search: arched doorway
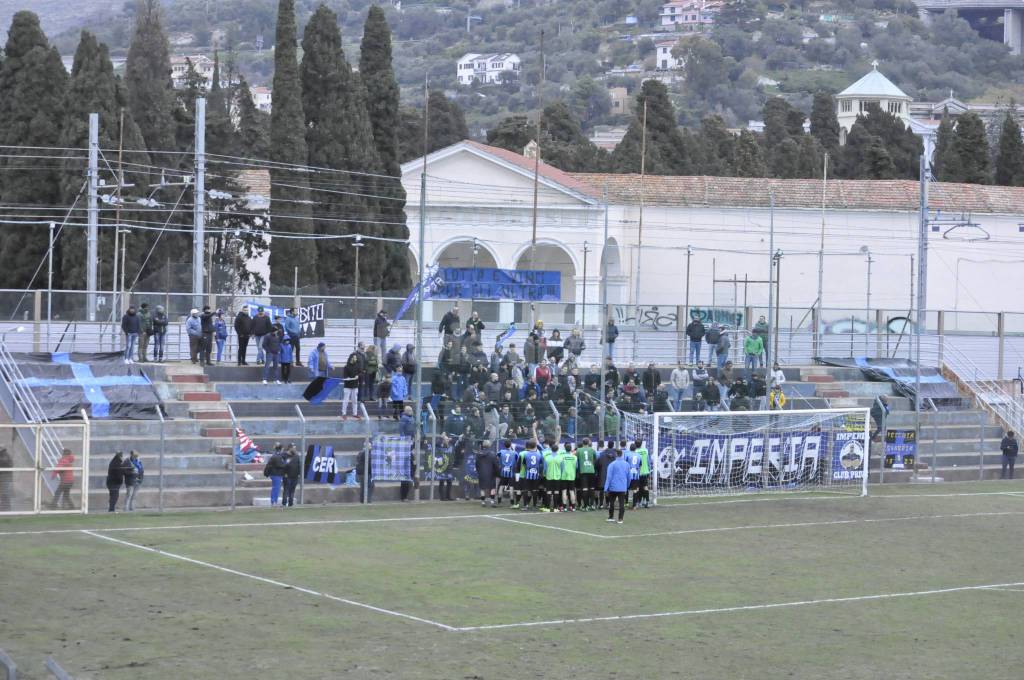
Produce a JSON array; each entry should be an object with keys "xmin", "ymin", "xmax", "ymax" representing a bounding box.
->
[
  {"xmin": 602, "ymin": 237, "xmax": 626, "ymax": 305},
  {"xmin": 514, "ymin": 242, "xmax": 577, "ymax": 327},
  {"xmin": 432, "ymin": 239, "xmax": 500, "ymax": 324}
]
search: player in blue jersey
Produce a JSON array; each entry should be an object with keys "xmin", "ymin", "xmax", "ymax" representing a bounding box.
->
[
  {"xmin": 497, "ymin": 440, "xmax": 519, "ymax": 507},
  {"xmin": 519, "ymin": 440, "xmax": 545, "ymax": 511},
  {"xmin": 625, "ymin": 443, "xmax": 643, "ymax": 508}
]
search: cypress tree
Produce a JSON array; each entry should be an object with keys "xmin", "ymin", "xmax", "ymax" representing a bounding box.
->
[
  {"xmin": 125, "ymin": 0, "xmax": 176, "ymax": 160},
  {"xmin": 268, "ymin": 0, "xmax": 319, "ymax": 292},
  {"xmin": 360, "ymin": 6, "xmax": 410, "ymax": 293},
  {"xmin": 858, "ymin": 135, "xmax": 897, "ymax": 179},
  {"xmin": 947, "ymin": 112, "xmax": 991, "ymax": 184},
  {"xmin": 58, "ymin": 31, "xmax": 152, "ymax": 291},
  {"xmin": 611, "ymin": 80, "xmax": 691, "ymax": 175},
  {"xmin": 0, "ymin": 11, "xmax": 68, "ymax": 288},
  {"xmin": 696, "ymin": 116, "xmax": 736, "ymax": 176},
  {"xmin": 762, "ymin": 97, "xmax": 805, "ymax": 149},
  {"xmin": 994, "ymin": 112, "xmax": 1024, "ymax": 187},
  {"xmin": 486, "ymin": 116, "xmax": 534, "ymax": 152},
  {"xmin": 538, "ymin": 102, "xmax": 609, "ymax": 172},
  {"xmin": 732, "ymin": 130, "xmax": 767, "ymax": 177},
  {"xmin": 932, "ymin": 111, "xmax": 955, "ymax": 182},
  {"xmin": 809, "ymin": 91, "xmax": 841, "ymax": 154},
  {"xmin": 236, "ymin": 77, "xmax": 270, "ymax": 159},
  {"xmin": 301, "ymin": 4, "xmax": 384, "ymax": 293},
  {"xmin": 206, "ymin": 51, "xmax": 235, "ymax": 157}
]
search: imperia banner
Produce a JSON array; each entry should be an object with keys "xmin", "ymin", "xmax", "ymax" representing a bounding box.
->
[{"xmin": 654, "ymin": 430, "xmax": 865, "ymax": 487}]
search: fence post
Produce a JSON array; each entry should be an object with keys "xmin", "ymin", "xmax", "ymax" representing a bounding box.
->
[
  {"xmin": 33, "ymin": 290, "xmax": 42, "ymax": 352},
  {"xmin": 875, "ymin": 309, "xmax": 884, "ymax": 358},
  {"xmin": 931, "ymin": 424, "xmax": 938, "ymax": 484},
  {"xmin": 426, "ymin": 403, "xmax": 437, "ymax": 501},
  {"xmin": 157, "ymin": 407, "xmax": 165, "ymax": 513},
  {"xmin": 877, "ymin": 396, "xmax": 887, "ymax": 485},
  {"xmin": 361, "ymin": 402, "xmax": 371, "ymax": 504},
  {"xmin": 80, "ymin": 410, "xmax": 90, "ymax": 515},
  {"xmin": 997, "ymin": 312, "xmax": 1005, "ymax": 381},
  {"xmin": 675, "ymin": 304, "xmax": 685, "ymax": 364},
  {"xmin": 979, "ymin": 409, "xmax": 986, "ymax": 481},
  {"xmin": 936, "ymin": 310, "xmax": 944, "ymax": 368},
  {"xmin": 45, "ymin": 656, "xmax": 74, "ymax": 680},
  {"xmin": 295, "ymin": 404, "xmax": 306, "ymax": 506},
  {"xmin": 226, "ymin": 403, "xmax": 237, "ymax": 510}
]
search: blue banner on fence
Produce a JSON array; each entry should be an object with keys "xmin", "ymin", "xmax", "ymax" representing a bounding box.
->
[
  {"xmin": 436, "ymin": 268, "xmax": 561, "ymax": 302},
  {"xmin": 371, "ymin": 435, "xmax": 413, "ymax": 481},
  {"xmin": 305, "ymin": 445, "xmax": 345, "ymax": 484}
]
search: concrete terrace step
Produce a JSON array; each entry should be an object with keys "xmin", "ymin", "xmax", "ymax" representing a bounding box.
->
[
  {"xmin": 90, "ymin": 469, "xmax": 235, "ymax": 489},
  {"xmin": 170, "ymin": 374, "xmax": 210, "ymax": 384},
  {"xmin": 90, "ymin": 436, "xmax": 218, "ymax": 455},
  {"xmin": 88, "ymin": 453, "xmax": 231, "ymax": 471},
  {"xmin": 190, "ymin": 411, "xmax": 231, "ymax": 421},
  {"xmin": 887, "ymin": 411, "xmax": 992, "ymax": 426}
]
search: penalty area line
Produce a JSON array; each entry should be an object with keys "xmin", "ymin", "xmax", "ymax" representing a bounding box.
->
[
  {"xmin": 454, "ymin": 580, "xmax": 1024, "ymax": 632},
  {"xmin": 81, "ymin": 530, "xmax": 459, "ymax": 632},
  {"xmin": 486, "ymin": 515, "xmax": 606, "ymax": 538},
  {"xmin": 606, "ymin": 510, "xmax": 1024, "ymax": 539}
]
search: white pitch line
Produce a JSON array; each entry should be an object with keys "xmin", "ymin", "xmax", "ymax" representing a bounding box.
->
[
  {"xmin": 606, "ymin": 510, "xmax": 1024, "ymax": 539},
  {"xmin": 987, "ymin": 588, "xmax": 1024, "ymax": 593},
  {"xmin": 454, "ymin": 581, "xmax": 1024, "ymax": 632},
  {"xmin": 82, "ymin": 530, "xmax": 458, "ymax": 632},
  {"xmin": 486, "ymin": 515, "xmax": 605, "ymax": 538},
  {"xmin": 654, "ymin": 490, "xmax": 1024, "ymax": 510},
  {"xmin": 0, "ymin": 512, "xmax": 509, "ymax": 537}
]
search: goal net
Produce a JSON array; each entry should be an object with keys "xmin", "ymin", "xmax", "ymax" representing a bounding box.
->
[{"xmin": 620, "ymin": 408, "xmax": 869, "ymax": 500}]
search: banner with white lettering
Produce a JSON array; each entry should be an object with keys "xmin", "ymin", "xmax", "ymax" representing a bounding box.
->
[
  {"xmin": 653, "ymin": 430, "xmax": 851, "ymax": 487},
  {"xmin": 304, "ymin": 444, "xmax": 344, "ymax": 484}
]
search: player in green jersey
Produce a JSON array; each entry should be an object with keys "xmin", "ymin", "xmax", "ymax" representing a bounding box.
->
[
  {"xmin": 634, "ymin": 440, "xmax": 651, "ymax": 509},
  {"xmin": 542, "ymin": 443, "xmax": 563, "ymax": 512},
  {"xmin": 575, "ymin": 438, "xmax": 597, "ymax": 510},
  {"xmin": 561, "ymin": 445, "xmax": 578, "ymax": 511}
]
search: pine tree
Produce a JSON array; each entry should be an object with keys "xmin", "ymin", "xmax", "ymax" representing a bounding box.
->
[
  {"xmin": 486, "ymin": 116, "xmax": 533, "ymax": 152},
  {"xmin": 858, "ymin": 135, "xmax": 897, "ymax": 179},
  {"xmin": 125, "ymin": 0, "xmax": 176, "ymax": 160},
  {"xmin": 696, "ymin": 116, "xmax": 736, "ymax": 176},
  {"xmin": 732, "ymin": 130, "xmax": 767, "ymax": 177},
  {"xmin": 947, "ymin": 112, "xmax": 991, "ymax": 184},
  {"xmin": 539, "ymin": 102, "xmax": 609, "ymax": 172},
  {"xmin": 994, "ymin": 112, "xmax": 1024, "ymax": 187},
  {"xmin": 611, "ymin": 80, "xmax": 691, "ymax": 175},
  {"xmin": 931, "ymin": 112, "xmax": 953, "ymax": 181},
  {"xmin": 0, "ymin": 11, "xmax": 69, "ymax": 288},
  {"xmin": 427, "ymin": 91, "xmax": 470, "ymax": 151},
  {"xmin": 301, "ymin": 4, "xmax": 384, "ymax": 293},
  {"xmin": 360, "ymin": 6, "xmax": 410, "ymax": 293},
  {"xmin": 762, "ymin": 97, "xmax": 805, "ymax": 149},
  {"xmin": 268, "ymin": 0, "xmax": 319, "ymax": 292},
  {"xmin": 809, "ymin": 91, "xmax": 841, "ymax": 154}
]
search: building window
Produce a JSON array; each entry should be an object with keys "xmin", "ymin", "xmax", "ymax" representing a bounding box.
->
[
  {"xmin": 841, "ymin": 100, "xmax": 852, "ymax": 113},
  {"xmin": 888, "ymin": 101, "xmax": 902, "ymax": 114}
]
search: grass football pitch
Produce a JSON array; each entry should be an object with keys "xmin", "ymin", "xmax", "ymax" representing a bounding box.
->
[{"xmin": 3, "ymin": 481, "xmax": 1024, "ymax": 679}]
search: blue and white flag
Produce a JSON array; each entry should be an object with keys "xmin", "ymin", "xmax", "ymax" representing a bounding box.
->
[
  {"xmin": 371, "ymin": 435, "xmax": 413, "ymax": 481},
  {"xmin": 495, "ymin": 323, "xmax": 517, "ymax": 346},
  {"xmin": 394, "ymin": 264, "xmax": 445, "ymax": 323}
]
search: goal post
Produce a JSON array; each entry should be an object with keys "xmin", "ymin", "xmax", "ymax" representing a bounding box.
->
[{"xmin": 621, "ymin": 408, "xmax": 870, "ymax": 501}]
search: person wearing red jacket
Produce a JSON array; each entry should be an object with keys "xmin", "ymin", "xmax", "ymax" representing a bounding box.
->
[{"xmin": 50, "ymin": 448, "xmax": 75, "ymax": 510}]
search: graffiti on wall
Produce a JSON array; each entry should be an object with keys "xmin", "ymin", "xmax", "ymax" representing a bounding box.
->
[{"xmin": 612, "ymin": 306, "xmax": 744, "ymax": 331}]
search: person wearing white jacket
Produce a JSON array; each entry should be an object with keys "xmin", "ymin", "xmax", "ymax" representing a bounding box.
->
[
  {"xmin": 770, "ymin": 362, "xmax": 786, "ymax": 390},
  {"xmin": 668, "ymin": 364, "xmax": 692, "ymax": 411}
]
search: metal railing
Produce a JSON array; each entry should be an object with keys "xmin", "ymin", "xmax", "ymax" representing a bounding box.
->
[
  {"xmin": 942, "ymin": 341, "xmax": 1022, "ymax": 436},
  {"xmin": 425, "ymin": 402, "xmax": 437, "ymax": 501},
  {"xmin": 0, "ymin": 338, "xmax": 67, "ymax": 494},
  {"xmin": 225, "ymin": 403, "xmax": 238, "ymax": 510},
  {"xmin": 295, "ymin": 404, "xmax": 306, "ymax": 505}
]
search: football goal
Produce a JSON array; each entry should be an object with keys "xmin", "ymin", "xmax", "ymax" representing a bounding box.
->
[{"xmin": 619, "ymin": 408, "xmax": 870, "ymax": 501}]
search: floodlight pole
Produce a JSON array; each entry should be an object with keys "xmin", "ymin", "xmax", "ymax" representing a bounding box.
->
[
  {"xmin": 413, "ymin": 76, "xmax": 429, "ymax": 501},
  {"xmin": 914, "ymin": 153, "xmax": 929, "ymax": 475},
  {"xmin": 765, "ymin": 191, "xmax": 775, "ymax": 387},
  {"xmin": 599, "ymin": 188, "xmax": 609, "ymax": 443}
]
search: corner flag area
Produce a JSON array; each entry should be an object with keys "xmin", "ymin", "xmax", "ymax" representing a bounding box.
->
[{"xmin": 3, "ymin": 481, "xmax": 1024, "ymax": 678}]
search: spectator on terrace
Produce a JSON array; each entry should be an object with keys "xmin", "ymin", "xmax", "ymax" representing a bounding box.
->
[
  {"xmin": 753, "ymin": 315, "xmax": 770, "ymax": 366},
  {"xmin": 385, "ymin": 343, "xmax": 402, "ymax": 376},
  {"xmin": 341, "ymin": 354, "xmax": 361, "ymax": 419},
  {"xmin": 200, "ymin": 306, "xmax": 215, "ymax": 366},
  {"xmin": 685, "ymin": 316, "xmax": 705, "ymax": 365},
  {"xmin": 641, "ymin": 362, "xmax": 660, "ymax": 400},
  {"xmin": 1001, "ymin": 430, "xmax": 1018, "ymax": 479},
  {"xmin": 234, "ymin": 305, "xmax": 252, "ymax": 366},
  {"xmin": 770, "ymin": 362, "xmax": 786, "ymax": 390},
  {"xmin": 744, "ymin": 333, "xmax": 764, "ymax": 379},
  {"xmin": 251, "ymin": 307, "xmax": 273, "ymax": 365},
  {"xmin": 373, "ymin": 310, "xmax": 390, "ymax": 359},
  {"xmin": 214, "ymin": 310, "xmax": 228, "ymax": 363},
  {"xmin": 138, "ymin": 302, "xmax": 154, "ymax": 363},
  {"xmin": 49, "ymin": 448, "xmax": 75, "ymax": 510},
  {"xmin": 603, "ymin": 319, "xmax": 619, "ymax": 358},
  {"xmin": 466, "ymin": 310, "xmax": 485, "ymax": 339},
  {"xmin": 261, "ymin": 328, "xmax": 282, "ymax": 384},
  {"xmin": 714, "ymin": 327, "xmax": 731, "ymax": 369},
  {"xmin": 524, "ymin": 332, "xmax": 543, "ymax": 377},
  {"xmin": 106, "ymin": 450, "xmax": 127, "ymax": 512},
  {"xmin": 186, "ymin": 308, "xmax": 202, "ymax": 365},
  {"xmin": 704, "ymin": 322, "xmax": 721, "ymax": 366},
  {"xmin": 279, "ymin": 334, "xmax": 294, "ymax": 384},
  {"xmin": 439, "ymin": 306, "xmax": 460, "ymax": 344},
  {"xmin": 152, "ymin": 305, "xmax": 168, "ymax": 363},
  {"xmin": 284, "ymin": 308, "xmax": 302, "ymax": 368},
  {"xmin": 308, "ymin": 342, "xmax": 332, "ymax": 378},
  {"xmin": 365, "ymin": 346, "xmax": 380, "ymax": 402},
  {"xmin": 123, "ymin": 450, "xmax": 142, "ymax": 512},
  {"xmin": 692, "ymin": 361, "xmax": 709, "ymax": 389},
  {"xmin": 402, "ymin": 344, "xmax": 417, "ymax": 383},
  {"xmin": 121, "ymin": 305, "xmax": 141, "ymax": 365},
  {"xmin": 547, "ymin": 329, "xmax": 564, "ymax": 365},
  {"xmin": 564, "ymin": 328, "xmax": 586, "ymax": 362},
  {"xmin": 264, "ymin": 445, "xmax": 287, "ymax": 507},
  {"xmin": 669, "ymin": 362, "xmax": 691, "ymax": 410}
]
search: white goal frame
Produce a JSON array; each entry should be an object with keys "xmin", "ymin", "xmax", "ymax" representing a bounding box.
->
[{"xmin": 648, "ymin": 407, "xmax": 870, "ymax": 503}]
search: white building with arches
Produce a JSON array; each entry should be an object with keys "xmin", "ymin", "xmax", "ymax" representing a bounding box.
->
[{"xmin": 401, "ymin": 139, "xmax": 1024, "ymax": 334}]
